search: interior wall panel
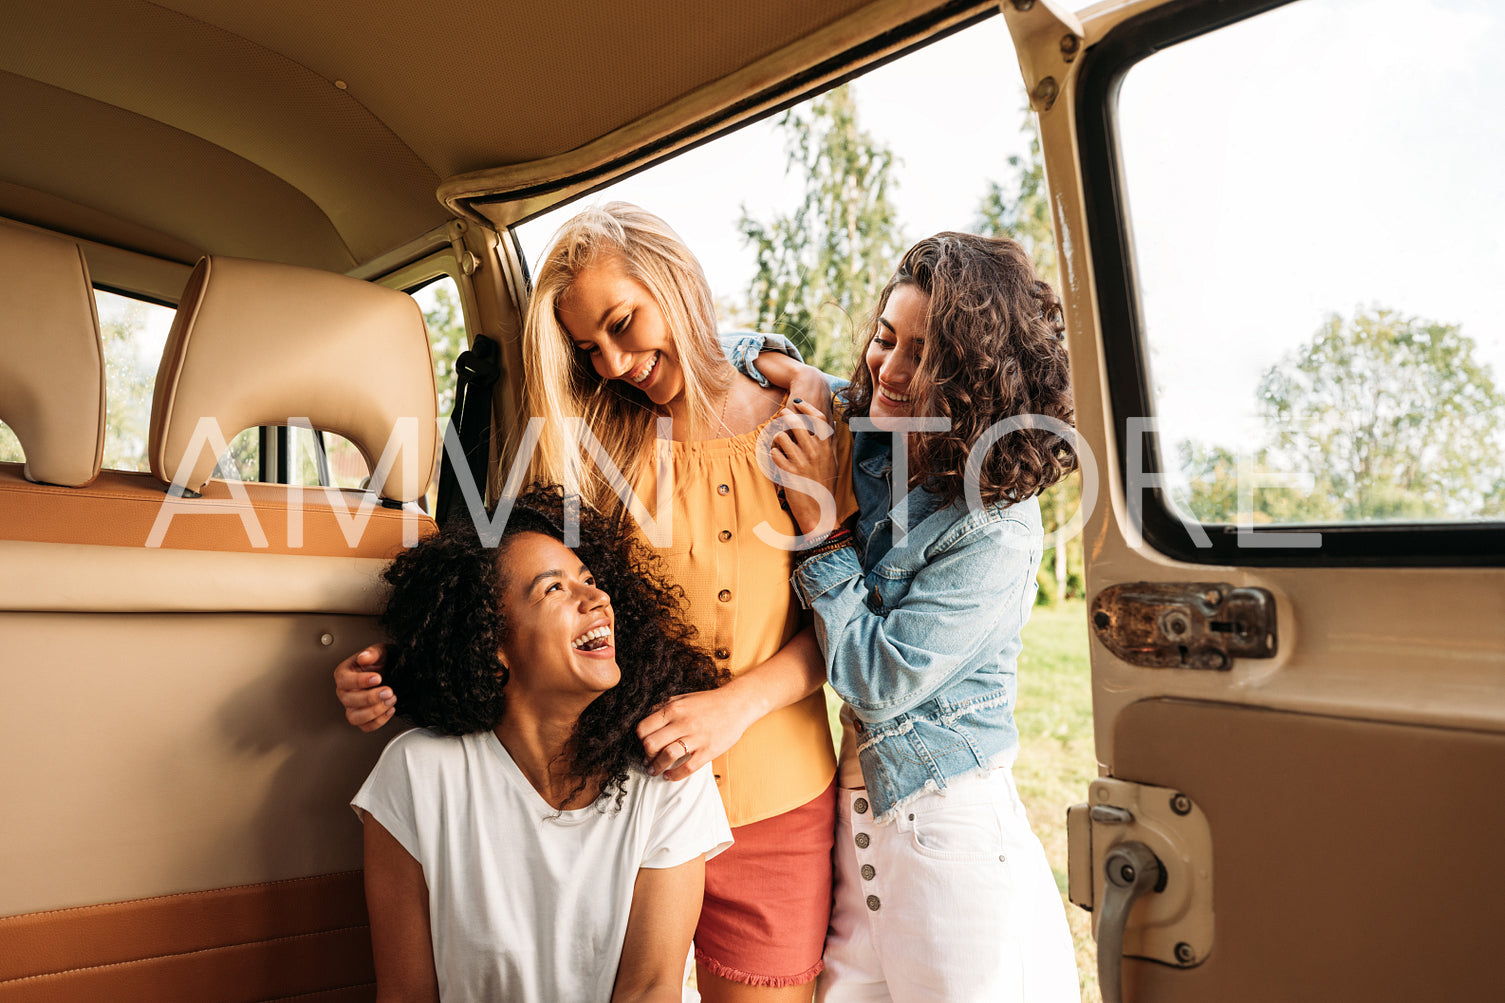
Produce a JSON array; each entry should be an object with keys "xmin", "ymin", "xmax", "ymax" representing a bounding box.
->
[{"xmin": 1112, "ymin": 698, "xmax": 1505, "ymax": 1002}]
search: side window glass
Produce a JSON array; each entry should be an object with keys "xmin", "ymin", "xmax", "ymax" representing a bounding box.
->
[
  {"xmin": 97, "ymin": 290, "xmax": 173, "ymax": 473},
  {"xmin": 0, "ymin": 422, "xmax": 21, "ymax": 463},
  {"xmin": 410, "ymin": 274, "xmax": 465, "ymax": 512},
  {"xmin": 1116, "ymin": 0, "xmax": 1505, "ymax": 526},
  {"xmin": 285, "ymin": 428, "xmax": 369, "ymax": 490},
  {"xmin": 215, "ymin": 429, "xmax": 259, "ymax": 481},
  {"xmin": 413, "ymin": 275, "xmax": 464, "ymax": 421}
]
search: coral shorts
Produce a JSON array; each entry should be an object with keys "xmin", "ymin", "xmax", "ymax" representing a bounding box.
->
[{"xmin": 694, "ymin": 781, "xmax": 837, "ymax": 987}]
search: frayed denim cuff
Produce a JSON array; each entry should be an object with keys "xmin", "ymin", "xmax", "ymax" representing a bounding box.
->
[
  {"xmin": 793, "ymin": 543, "xmax": 864, "ymax": 610},
  {"xmin": 719, "ymin": 331, "xmax": 804, "ymax": 389}
]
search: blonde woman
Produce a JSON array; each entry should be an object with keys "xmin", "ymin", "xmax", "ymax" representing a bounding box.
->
[{"xmin": 339, "ymin": 202, "xmax": 853, "ymax": 1001}]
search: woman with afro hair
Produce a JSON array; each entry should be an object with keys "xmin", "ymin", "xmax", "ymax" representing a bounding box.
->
[
  {"xmin": 342, "ymin": 203, "xmax": 855, "ymax": 1000},
  {"xmin": 352, "ymin": 485, "xmax": 731, "ymax": 1003}
]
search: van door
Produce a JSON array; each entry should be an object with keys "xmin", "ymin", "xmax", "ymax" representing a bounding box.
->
[{"xmin": 1003, "ymin": 1, "xmax": 1505, "ymax": 1000}]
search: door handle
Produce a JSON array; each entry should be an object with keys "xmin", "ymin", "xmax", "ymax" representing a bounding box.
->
[{"xmin": 1097, "ymin": 841, "xmax": 1165, "ymax": 1003}]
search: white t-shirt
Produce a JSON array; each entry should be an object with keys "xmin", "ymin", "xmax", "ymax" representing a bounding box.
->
[{"xmin": 352, "ymin": 727, "xmax": 733, "ymax": 1003}]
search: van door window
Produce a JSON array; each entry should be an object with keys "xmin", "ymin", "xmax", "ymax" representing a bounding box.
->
[{"xmin": 1085, "ymin": 0, "xmax": 1504, "ymax": 561}]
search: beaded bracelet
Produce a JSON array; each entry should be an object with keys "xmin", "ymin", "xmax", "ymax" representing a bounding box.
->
[{"xmin": 797, "ymin": 526, "xmax": 853, "ymax": 563}]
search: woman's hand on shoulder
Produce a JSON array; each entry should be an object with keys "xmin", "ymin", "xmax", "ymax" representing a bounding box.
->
[
  {"xmin": 790, "ymin": 365, "xmax": 836, "ymax": 423},
  {"xmin": 336, "ymin": 644, "xmax": 397, "ymax": 732},
  {"xmin": 636, "ymin": 687, "xmax": 759, "ymax": 782},
  {"xmin": 769, "ymin": 397, "xmax": 842, "ymax": 539}
]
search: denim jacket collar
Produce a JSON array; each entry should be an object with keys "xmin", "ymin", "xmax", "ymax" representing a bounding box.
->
[{"xmin": 852, "ymin": 428, "xmax": 951, "ymax": 565}]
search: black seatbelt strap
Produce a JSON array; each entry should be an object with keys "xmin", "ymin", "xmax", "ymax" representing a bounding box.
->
[{"xmin": 435, "ymin": 334, "xmax": 501, "ymax": 526}]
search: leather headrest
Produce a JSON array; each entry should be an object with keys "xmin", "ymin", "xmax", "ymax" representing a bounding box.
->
[
  {"xmin": 149, "ymin": 256, "xmax": 437, "ymax": 502},
  {"xmin": 0, "ymin": 221, "xmax": 105, "ymax": 487}
]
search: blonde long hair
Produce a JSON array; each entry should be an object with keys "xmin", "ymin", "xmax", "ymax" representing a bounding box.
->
[{"xmin": 520, "ymin": 202, "xmax": 731, "ymax": 513}]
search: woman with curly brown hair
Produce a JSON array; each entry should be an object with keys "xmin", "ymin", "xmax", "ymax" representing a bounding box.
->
[
  {"xmin": 747, "ymin": 232, "xmax": 1081, "ymax": 1001},
  {"xmin": 352, "ymin": 486, "xmax": 732, "ymax": 1002}
]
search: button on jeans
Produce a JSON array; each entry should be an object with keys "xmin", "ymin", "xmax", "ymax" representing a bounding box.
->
[{"xmin": 818, "ymin": 769, "xmax": 1078, "ymax": 1002}]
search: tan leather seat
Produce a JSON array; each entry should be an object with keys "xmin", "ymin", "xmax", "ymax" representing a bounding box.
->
[
  {"xmin": 1, "ymin": 253, "xmax": 439, "ymax": 556},
  {"xmin": 0, "ymin": 220, "xmax": 105, "ymax": 487},
  {"xmin": 149, "ymin": 255, "xmax": 438, "ymax": 503}
]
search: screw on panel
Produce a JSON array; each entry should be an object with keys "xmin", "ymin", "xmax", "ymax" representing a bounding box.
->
[
  {"xmin": 1203, "ymin": 589, "xmax": 1223, "ymax": 606},
  {"xmin": 1170, "ymin": 793, "xmax": 1192, "ymax": 816},
  {"xmin": 1060, "ymin": 34, "xmax": 1081, "ymax": 60},
  {"xmin": 1175, "ymin": 942, "xmax": 1196, "ymax": 964},
  {"xmin": 1032, "ymin": 76, "xmax": 1060, "ymax": 112},
  {"xmin": 1160, "ymin": 609, "xmax": 1191, "ymax": 638},
  {"xmin": 1010, "ymin": 0, "xmax": 1036, "ymax": 10}
]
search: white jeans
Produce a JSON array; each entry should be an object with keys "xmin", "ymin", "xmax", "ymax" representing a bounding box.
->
[{"xmin": 817, "ymin": 769, "xmax": 1079, "ymax": 1003}]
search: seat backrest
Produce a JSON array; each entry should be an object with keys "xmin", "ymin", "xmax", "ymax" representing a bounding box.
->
[
  {"xmin": 149, "ymin": 255, "xmax": 438, "ymax": 502},
  {"xmin": 0, "ymin": 221, "xmax": 105, "ymax": 487}
]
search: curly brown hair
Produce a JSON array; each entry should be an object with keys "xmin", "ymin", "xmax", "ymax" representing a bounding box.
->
[
  {"xmin": 378, "ymin": 484, "xmax": 724, "ymax": 809},
  {"xmin": 841, "ymin": 232, "xmax": 1077, "ymax": 506}
]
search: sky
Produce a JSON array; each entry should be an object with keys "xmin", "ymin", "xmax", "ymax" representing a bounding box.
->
[
  {"xmin": 516, "ymin": 0, "xmax": 1505, "ymax": 468},
  {"xmin": 1116, "ymin": 0, "xmax": 1505, "ymax": 453}
]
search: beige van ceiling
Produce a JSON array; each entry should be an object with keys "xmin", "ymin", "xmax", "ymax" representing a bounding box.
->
[{"xmin": 0, "ymin": 0, "xmax": 953, "ymax": 275}]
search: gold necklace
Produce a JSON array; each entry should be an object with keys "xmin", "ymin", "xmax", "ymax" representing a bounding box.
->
[{"xmin": 713, "ymin": 383, "xmax": 734, "ymax": 437}]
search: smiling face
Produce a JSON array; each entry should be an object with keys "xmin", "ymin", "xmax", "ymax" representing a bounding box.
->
[
  {"xmin": 494, "ymin": 532, "xmax": 620, "ymax": 709},
  {"xmin": 555, "ymin": 255, "xmax": 685, "ymax": 407},
  {"xmin": 865, "ymin": 283, "xmax": 931, "ymax": 428}
]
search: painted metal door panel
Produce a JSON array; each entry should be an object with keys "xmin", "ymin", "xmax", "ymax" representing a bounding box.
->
[{"xmin": 1003, "ymin": 0, "xmax": 1505, "ymax": 998}]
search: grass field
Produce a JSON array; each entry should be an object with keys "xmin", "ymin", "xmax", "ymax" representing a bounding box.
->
[
  {"xmin": 1015, "ymin": 599, "xmax": 1100, "ymax": 1003},
  {"xmin": 820, "ymin": 598, "xmax": 1101, "ymax": 1001}
]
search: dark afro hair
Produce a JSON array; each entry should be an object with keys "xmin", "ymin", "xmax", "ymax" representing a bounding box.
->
[{"xmin": 378, "ymin": 483, "xmax": 725, "ymax": 808}]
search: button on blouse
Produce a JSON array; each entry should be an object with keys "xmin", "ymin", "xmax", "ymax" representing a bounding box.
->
[{"xmin": 630, "ymin": 412, "xmax": 856, "ymax": 827}]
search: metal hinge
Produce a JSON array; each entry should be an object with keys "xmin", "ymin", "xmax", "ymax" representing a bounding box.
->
[
  {"xmin": 1090, "ymin": 582, "xmax": 1277, "ymax": 670},
  {"xmin": 1067, "ymin": 779, "xmax": 1215, "ymax": 1003},
  {"xmin": 999, "ymin": 0, "xmax": 1085, "ymax": 113}
]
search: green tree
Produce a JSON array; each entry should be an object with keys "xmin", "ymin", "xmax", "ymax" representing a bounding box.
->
[
  {"xmin": 100, "ymin": 302, "xmax": 156, "ymax": 473},
  {"xmin": 739, "ymin": 84, "xmax": 907, "ymax": 376},
  {"xmin": 975, "ymin": 110, "xmax": 1078, "ymax": 600},
  {"xmin": 213, "ymin": 430, "xmax": 259, "ymax": 482},
  {"xmin": 423, "ymin": 281, "xmax": 466, "ymax": 419},
  {"xmin": 0, "ymin": 421, "xmax": 21, "ymax": 463},
  {"xmin": 1177, "ymin": 441, "xmax": 1342, "ymax": 525},
  {"xmin": 1257, "ymin": 308, "xmax": 1505, "ymax": 521},
  {"xmin": 974, "ymin": 112, "xmax": 1057, "ymax": 289}
]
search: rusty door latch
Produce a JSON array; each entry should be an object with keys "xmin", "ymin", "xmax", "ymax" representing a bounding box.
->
[{"xmin": 1090, "ymin": 582, "xmax": 1276, "ymax": 670}]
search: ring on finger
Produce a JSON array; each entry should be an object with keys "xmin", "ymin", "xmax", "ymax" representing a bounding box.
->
[{"xmin": 673, "ymin": 738, "xmax": 690, "ymax": 761}]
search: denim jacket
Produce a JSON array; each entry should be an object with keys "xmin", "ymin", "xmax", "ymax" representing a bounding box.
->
[{"xmin": 722, "ymin": 334, "xmax": 1044, "ymax": 822}]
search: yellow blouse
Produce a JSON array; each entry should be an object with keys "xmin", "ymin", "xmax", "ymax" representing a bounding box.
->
[{"xmin": 632, "ymin": 412, "xmax": 855, "ymax": 827}]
